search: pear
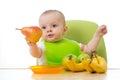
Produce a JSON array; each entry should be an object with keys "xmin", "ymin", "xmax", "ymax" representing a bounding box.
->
[{"xmin": 16, "ymin": 26, "xmax": 42, "ymax": 43}]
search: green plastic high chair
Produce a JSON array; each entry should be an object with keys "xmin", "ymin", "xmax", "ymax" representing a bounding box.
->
[
  {"xmin": 64, "ymin": 20, "xmax": 107, "ymax": 61},
  {"xmin": 36, "ymin": 20, "xmax": 107, "ymax": 65}
]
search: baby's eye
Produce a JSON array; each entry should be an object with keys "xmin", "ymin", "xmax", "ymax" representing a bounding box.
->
[
  {"xmin": 41, "ymin": 26, "xmax": 46, "ymax": 29},
  {"xmin": 52, "ymin": 24, "xmax": 57, "ymax": 28}
]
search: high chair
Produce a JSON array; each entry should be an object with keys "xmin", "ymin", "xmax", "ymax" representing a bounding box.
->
[
  {"xmin": 36, "ymin": 20, "xmax": 107, "ymax": 65},
  {"xmin": 64, "ymin": 20, "xmax": 107, "ymax": 61}
]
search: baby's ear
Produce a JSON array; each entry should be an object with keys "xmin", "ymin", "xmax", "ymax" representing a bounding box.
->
[{"xmin": 63, "ymin": 26, "xmax": 68, "ymax": 33}]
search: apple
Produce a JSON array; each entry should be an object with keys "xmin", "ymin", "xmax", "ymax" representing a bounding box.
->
[
  {"xmin": 63, "ymin": 54, "xmax": 77, "ymax": 62},
  {"xmin": 77, "ymin": 52, "xmax": 90, "ymax": 63}
]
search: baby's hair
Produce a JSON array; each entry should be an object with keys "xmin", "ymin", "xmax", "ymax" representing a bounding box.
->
[{"xmin": 40, "ymin": 10, "xmax": 66, "ymax": 26}]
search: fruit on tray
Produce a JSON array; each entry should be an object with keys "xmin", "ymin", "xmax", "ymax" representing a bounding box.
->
[{"xmin": 16, "ymin": 26, "xmax": 42, "ymax": 43}]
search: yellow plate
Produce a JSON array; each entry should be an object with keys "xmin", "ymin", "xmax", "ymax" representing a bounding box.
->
[{"xmin": 29, "ymin": 65, "xmax": 64, "ymax": 74}]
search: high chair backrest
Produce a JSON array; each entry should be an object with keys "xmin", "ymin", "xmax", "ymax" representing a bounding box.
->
[{"xmin": 64, "ymin": 20, "xmax": 107, "ymax": 61}]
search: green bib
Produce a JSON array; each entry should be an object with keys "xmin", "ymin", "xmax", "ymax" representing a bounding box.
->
[{"xmin": 44, "ymin": 38, "xmax": 82, "ymax": 65}]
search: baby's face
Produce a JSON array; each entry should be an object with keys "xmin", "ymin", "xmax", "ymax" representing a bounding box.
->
[{"xmin": 39, "ymin": 12, "xmax": 67, "ymax": 42}]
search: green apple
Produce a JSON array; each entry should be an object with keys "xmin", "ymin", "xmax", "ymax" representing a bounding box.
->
[
  {"xmin": 63, "ymin": 54, "xmax": 77, "ymax": 61},
  {"xmin": 62, "ymin": 54, "xmax": 77, "ymax": 66},
  {"xmin": 77, "ymin": 52, "xmax": 90, "ymax": 63}
]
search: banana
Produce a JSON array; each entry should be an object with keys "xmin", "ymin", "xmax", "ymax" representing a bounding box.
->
[
  {"xmin": 65, "ymin": 60, "xmax": 77, "ymax": 71},
  {"xmin": 82, "ymin": 59, "xmax": 95, "ymax": 73},
  {"xmin": 64, "ymin": 59, "xmax": 85, "ymax": 72},
  {"xmin": 62, "ymin": 59, "xmax": 70, "ymax": 71},
  {"xmin": 90, "ymin": 54, "xmax": 107, "ymax": 73},
  {"xmin": 62, "ymin": 53, "xmax": 107, "ymax": 73},
  {"xmin": 62, "ymin": 54, "xmax": 85, "ymax": 72},
  {"xmin": 62, "ymin": 54, "xmax": 77, "ymax": 71},
  {"xmin": 74, "ymin": 62, "xmax": 85, "ymax": 72}
]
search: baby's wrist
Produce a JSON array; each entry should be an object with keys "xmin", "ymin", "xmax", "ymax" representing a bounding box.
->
[
  {"xmin": 94, "ymin": 33, "xmax": 102, "ymax": 38},
  {"xmin": 29, "ymin": 43, "xmax": 37, "ymax": 47},
  {"xmin": 29, "ymin": 44, "xmax": 38, "ymax": 50},
  {"xmin": 27, "ymin": 41, "xmax": 37, "ymax": 47}
]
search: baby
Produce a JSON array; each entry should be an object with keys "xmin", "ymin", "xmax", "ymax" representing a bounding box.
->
[{"xmin": 27, "ymin": 10, "xmax": 107, "ymax": 65}]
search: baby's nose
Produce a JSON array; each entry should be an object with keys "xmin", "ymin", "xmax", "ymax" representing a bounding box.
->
[{"xmin": 47, "ymin": 27, "xmax": 52, "ymax": 32}]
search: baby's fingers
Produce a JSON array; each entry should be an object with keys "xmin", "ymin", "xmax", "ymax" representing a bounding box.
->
[
  {"xmin": 25, "ymin": 37, "xmax": 36, "ymax": 46},
  {"xmin": 100, "ymin": 25, "xmax": 107, "ymax": 34}
]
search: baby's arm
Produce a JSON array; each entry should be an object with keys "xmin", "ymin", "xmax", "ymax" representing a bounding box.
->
[
  {"xmin": 27, "ymin": 41, "xmax": 42, "ymax": 58},
  {"xmin": 82, "ymin": 25, "xmax": 107, "ymax": 54}
]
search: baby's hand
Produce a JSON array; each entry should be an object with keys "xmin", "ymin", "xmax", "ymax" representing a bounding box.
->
[
  {"xmin": 95, "ymin": 25, "xmax": 107, "ymax": 37},
  {"xmin": 25, "ymin": 37, "xmax": 36, "ymax": 46}
]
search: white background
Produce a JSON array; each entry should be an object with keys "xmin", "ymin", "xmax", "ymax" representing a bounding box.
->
[{"xmin": 0, "ymin": 0, "xmax": 119, "ymax": 68}]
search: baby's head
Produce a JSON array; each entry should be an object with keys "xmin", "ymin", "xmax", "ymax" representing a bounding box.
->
[{"xmin": 39, "ymin": 10, "xmax": 67, "ymax": 42}]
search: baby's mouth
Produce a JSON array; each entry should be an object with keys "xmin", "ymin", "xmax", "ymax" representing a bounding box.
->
[{"xmin": 48, "ymin": 34, "xmax": 54, "ymax": 37}]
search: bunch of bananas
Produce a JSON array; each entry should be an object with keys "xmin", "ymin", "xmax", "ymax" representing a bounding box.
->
[
  {"xmin": 62, "ymin": 54, "xmax": 85, "ymax": 72},
  {"xmin": 62, "ymin": 53, "xmax": 107, "ymax": 73}
]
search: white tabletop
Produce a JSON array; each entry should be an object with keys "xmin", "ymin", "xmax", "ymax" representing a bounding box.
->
[{"xmin": 0, "ymin": 68, "xmax": 120, "ymax": 80}]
